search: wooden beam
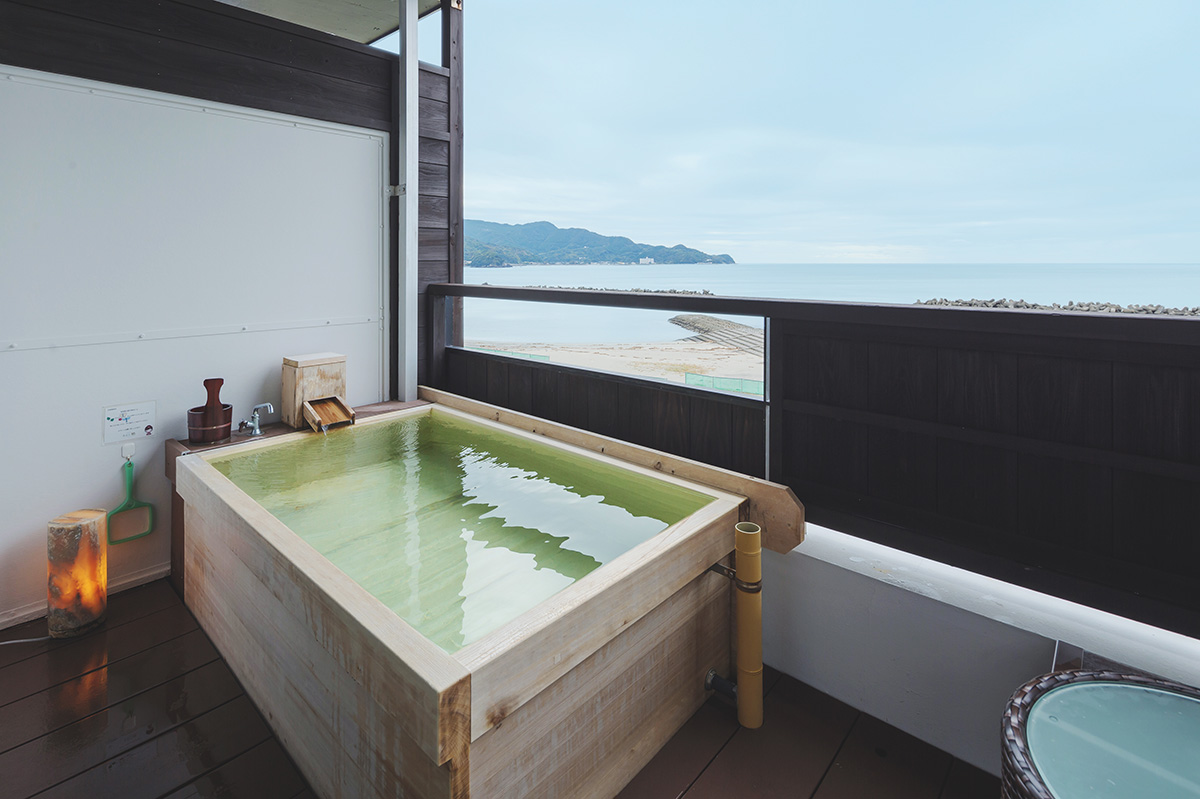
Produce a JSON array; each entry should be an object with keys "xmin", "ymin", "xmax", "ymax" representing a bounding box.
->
[{"xmin": 443, "ymin": 0, "xmax": 465, "ymax": 347}]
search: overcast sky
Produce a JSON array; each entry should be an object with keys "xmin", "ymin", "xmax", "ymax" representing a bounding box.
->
[{"xmin": 432, "ymin": 1, "xmax": 1199, "ymax": 264}]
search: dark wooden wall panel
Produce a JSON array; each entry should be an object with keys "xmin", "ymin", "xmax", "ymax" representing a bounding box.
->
[
  {"xmin": 441, "ymin": 348, "xmax": 765, "ymax": 478},
  {"xmin": 419, "ymin": 228, "xmax": 451, "ymax": 251},
  {"xmin": 780, "ymin": 413, "xmax": 868, "ymax": 493},
  {"xmin": 420, "ymin": 138, "xmax": 451, "ymax": 164},
  {"xmin": 587, "ymin": 380, "xmax": 622, "ymax": 439},
  {"xmin": 935, "ymin": 439, "xmax": 1018, "ymax": 533},
  {"xmin": 937, "ymin": 349, "xmax": 1019, "ymax": 433},
  {"xmin": 420, "ymin": 196, "xmax": 450, "ymax": 228},
  {"xmin": 419, "ymin": 163, "xmax": 451, "ymax": 197},
  {"xmin": 555, "ymin": 371, "xmax": 591, "ymax": 431},
  {"xmin": 769, "ymin": 311, "xmax": 1200, "ymax": 633},
  {"xmin": 783, "ymin": 335, "xmax": 869, "ymax": 408},
  {"xmin": 419, "ymin": 97, "xmax": 450, "ymax": 139},
  {"xmin": 1017, "ymin": 355, "xmax": 1112, "ymax": 447},
  {"xmin": 1017, "ymin": 454, "xmax": 1112, "ymax": 551},
  {"xmin": 0, "ymin": 0, "xmax": 394, "ymax": 130},
  {"xmin": 414, "ymin": 61, "xmax": 454, "ymax": 385},
  {"xmin": 1113, "ymin": 470, "xmax": 1200, "ymax": 574},
  {"xmin": 418, "ymin": 67, "xmax": 450, "ymax": 101},
  {"xmin": 730, "ymin": 403, "xmax": 766, "ymax": 478},
  {"xmin": 868, "ymin": 342, "xmax": 938, "ymax": 421},
  {"xmin": 868, "ymin": 428, "xmax": 937, "ymax": 511},
  {"xmin": 1112, "ymin": 363, "xmax": 1200, "ymax": 463}
]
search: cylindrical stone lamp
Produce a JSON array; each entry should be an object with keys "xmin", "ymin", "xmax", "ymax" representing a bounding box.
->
[{"xmin": 47, "ymin": 509, "xmax": 108, "ymax": 638}]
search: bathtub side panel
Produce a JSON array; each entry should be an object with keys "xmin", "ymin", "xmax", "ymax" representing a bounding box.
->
[
  {"xmin": 177, "ymin": 455, "xmax": 471, "ymax": 764},
  {"xmin": 458, "ymin": 500, "xmax": 739, "ymax": 740},
  {"xmin": 468, "ymin": 569, "xmax": 732, "ymax": 799},
  {"xmin": 179, "ymin": 462, "xmax": 460, "ymax": 798}
]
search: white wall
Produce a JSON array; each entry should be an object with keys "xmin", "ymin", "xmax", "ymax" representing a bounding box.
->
[
  {"xmin": 763, "ymin": 525, "xmax": 1200, "ymax": 775},
  {"xmin": 0, "ymin": 66, "xmax": 389, "ymax": 625}
]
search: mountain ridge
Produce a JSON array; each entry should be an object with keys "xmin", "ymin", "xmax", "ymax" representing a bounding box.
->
[{"xmin": 465, "ymin": 220, "xmax": 735, "ymax": 266}]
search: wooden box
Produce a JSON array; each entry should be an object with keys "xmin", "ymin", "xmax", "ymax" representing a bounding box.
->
[{"xmin": 281, "ymin": 352, "xmax": 346, "ymax": 428}]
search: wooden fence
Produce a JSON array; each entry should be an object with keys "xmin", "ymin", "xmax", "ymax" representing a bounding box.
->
[
  {"xmin": 443, "ymin": 347, "xmax": 764, "ymax": 478},
  {"xmin": 428, "ymin": 284, "xmax": 1200, "ymax": 635}
]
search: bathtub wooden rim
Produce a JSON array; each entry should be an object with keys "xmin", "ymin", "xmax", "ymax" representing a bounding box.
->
[{"xmin": 418, "ymin": 386, "xmax": 806, "ymax": 553}]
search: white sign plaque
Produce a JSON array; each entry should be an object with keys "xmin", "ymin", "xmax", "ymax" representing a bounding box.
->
[{"xmin": 103, "ymin": 401, "xmax": 157, "ymax": 444}]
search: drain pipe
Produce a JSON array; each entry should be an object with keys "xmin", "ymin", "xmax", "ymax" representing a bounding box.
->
[{"xmin": 706, "ymin": 521, "xmax": 764, "ymax": 728}]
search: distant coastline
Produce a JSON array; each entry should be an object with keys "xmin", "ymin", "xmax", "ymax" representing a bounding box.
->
[{"xmin": 465, "ymin": 219, "xmax": 734, "ymax": 267}]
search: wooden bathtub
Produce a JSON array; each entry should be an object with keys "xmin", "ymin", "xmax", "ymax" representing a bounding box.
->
[{"xmin": 173, "ymin": 389, "xmax": 803, "ymax": 798}]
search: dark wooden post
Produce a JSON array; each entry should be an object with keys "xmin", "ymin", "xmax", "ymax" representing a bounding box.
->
[
  {"xmin": 443, "ymin": 0, "xmax": 465, "ymax": 347},
  {"xmin": 428, "ymin": 291, "xmax": 448, "ymax": 388},
  {"xmin": 388, "ymin": 58, "xmax": 401, "ymax": 399},
  {"xmin": 765, "ymin": 316, "xmax": 783, "ymax": 482}
]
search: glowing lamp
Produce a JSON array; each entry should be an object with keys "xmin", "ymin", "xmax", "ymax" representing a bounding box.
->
[{"xmin": 47, "ymin": 509, "xmax": 108, "ymax": 638}]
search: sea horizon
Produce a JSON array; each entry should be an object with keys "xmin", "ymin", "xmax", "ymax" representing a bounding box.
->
[{"xmin": 462, "ymin": 262, "xmax": 1200, "ymax": 344}]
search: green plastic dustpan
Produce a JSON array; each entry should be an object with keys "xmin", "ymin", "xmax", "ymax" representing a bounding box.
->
[{"xmin": 108, "ymin": 460, "xmax": 155, "ymax": 544}]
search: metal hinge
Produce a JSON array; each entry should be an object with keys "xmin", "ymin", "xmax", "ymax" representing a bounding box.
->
[
  {"xmin": 451, "ymin": 0, "xmax": 462, "ymax": 9},
  {"xmin": 388, "ymin": 185, "xmax": 405, "ymax": 197}
]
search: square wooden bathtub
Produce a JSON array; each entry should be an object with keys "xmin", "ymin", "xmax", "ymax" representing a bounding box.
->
[{"xmin": 174, "ymin": 396, "xmax": 764, "ymax": 798}]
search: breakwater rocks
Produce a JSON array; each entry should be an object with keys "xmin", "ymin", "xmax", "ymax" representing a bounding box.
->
[
  {"xmin": 669, "ymin": 314, "xmax": 764, "ymax": 356},
  {"xmin": 916, "ymin": 298, "xmax": 1200, "ymax": 316},
  {"xmin": 510, "ymin": 285, "xmax": 714, "ymax": 295}
]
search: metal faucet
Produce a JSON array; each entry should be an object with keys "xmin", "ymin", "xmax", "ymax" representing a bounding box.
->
[{"xmin": 239, "ymin": 402, "xmax": 274, "ymax": 436}]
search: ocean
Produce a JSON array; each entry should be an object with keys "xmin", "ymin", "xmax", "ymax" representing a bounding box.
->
[{"xmin": 462, "ymin": 263, "xmax": 1200, "ymax": 344}]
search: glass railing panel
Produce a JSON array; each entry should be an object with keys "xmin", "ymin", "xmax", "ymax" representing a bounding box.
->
[{"xmin": 461, "ymin": 296, "xmax": 763, "ymax": 397}]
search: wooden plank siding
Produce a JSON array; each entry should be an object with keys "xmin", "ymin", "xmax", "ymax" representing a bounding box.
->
[
  {"xmin": 440, "ymin": 347, "xmax": 766, "ymax": 478},
  {"xmin": 771, "ymin": 315, "xmax": 1200, "ymax": 633},
  {"xmin": 427, "ymin": 283, "xmax": 1200, "ymax": 635},
  {"xmin": 412, "ymin": 4, "xmax": 462, "ymax": 384},
  {"xmin": 0, "ymin": 0, "xmax": 394, "ymax": 131}
]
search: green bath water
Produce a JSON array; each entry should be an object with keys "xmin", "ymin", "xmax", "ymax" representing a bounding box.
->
[{"xmin": 210, "ymin": 410, "xmax": 712, "ymax": 652}]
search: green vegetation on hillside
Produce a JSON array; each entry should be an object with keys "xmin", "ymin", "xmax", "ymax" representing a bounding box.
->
[{"xmin": 465, "ymin": 220, "xmax": 735, "ymax": 267}]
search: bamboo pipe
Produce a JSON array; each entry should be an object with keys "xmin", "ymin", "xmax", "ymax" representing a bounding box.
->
[{"xmin": 734, "ymin": 521, "xmax": 763, "ymax": 729}]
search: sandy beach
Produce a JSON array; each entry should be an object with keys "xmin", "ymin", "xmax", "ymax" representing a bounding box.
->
[{"xmin": 465, "ymin": 340, "xmax": 764, "ymax": 384}]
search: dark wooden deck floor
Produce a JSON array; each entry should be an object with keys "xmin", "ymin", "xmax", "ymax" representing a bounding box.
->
[
  {"xmin": 620, "ymin": 668, "xmax": 998, "ymax": 799},
  {"xmin": 0, "ymin": 581, "xmax": 313, "ymax": 799},
  {"xmin": 1, "ymin": 579, "xmax": 997, "ymax": 798}
]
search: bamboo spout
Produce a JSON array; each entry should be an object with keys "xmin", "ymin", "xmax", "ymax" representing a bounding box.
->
[
  {"xmin": 301, "ymin": 395, "xmax": 356, "ymax": 433},
  {"xmin": 734, "ymin": 521, "xmax": 763, "ymax": 729}
]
